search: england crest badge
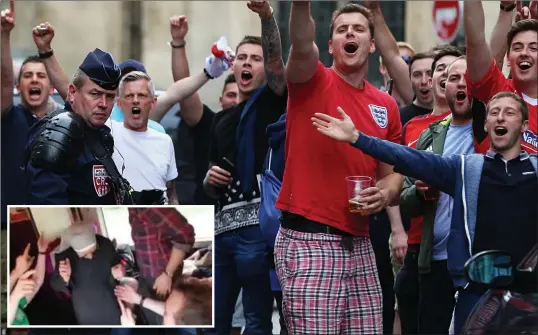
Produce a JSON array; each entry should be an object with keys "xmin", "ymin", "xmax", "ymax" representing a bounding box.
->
[
  {"xmin": 93, "ymin": 165, "xmax": 111, "ymax": 197},
  {"xmin": 368, "ymin": 104, "xmax": 388, "ymax": 129}
]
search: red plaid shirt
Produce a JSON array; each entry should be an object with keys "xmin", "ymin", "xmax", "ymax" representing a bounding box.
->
[{"xmin": 128, "ymin": 208, "xmax": 195, "ymax": 279}]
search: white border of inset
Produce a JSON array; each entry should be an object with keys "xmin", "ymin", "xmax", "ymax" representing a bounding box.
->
[{"xmin": 7, "ymin": 205, "xmax": 215, "ymax": 329}]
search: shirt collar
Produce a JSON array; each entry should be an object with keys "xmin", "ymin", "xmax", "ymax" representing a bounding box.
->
[{"xmin": 485, "ymin": 150, "xmax": 530, "ymax": 161}]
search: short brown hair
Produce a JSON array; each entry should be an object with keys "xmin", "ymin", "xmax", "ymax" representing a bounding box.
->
[
  {"xmin": 18, "ymin": 55, "xmax": 46, "ymax": 84},
  {"xmin": 506, "ymin": 19, "xmax": 538, "ymax": 52},
  {"xmin": 329, "ymin": 3, "xmax": 374, "ymax": 39},
  {"xmin": 235, "ymin": 35, "xmax": 262, "ymax": 54},
  {"xmin": 408, "ymin": 51, "xmax": 434, "ymax": 76},
  {"xmin": 222, "ymin": 74, "xmax": 236, "ymax": 93},
  {"xmin": 487, "ymin": 91, "xmax": 529, "ymax": 121},
  {"xmin": 431, "ymin": 45, "xmax": 463, "ymax": 74}
]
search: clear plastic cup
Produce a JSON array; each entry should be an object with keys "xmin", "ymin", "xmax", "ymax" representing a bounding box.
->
[{"xmin": 345, "ymin": 176, "xmax": 372, "ymax": 214}]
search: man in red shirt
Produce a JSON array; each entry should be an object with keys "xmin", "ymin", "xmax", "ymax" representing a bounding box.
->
[
  {"xmin": 274, "ymin": 3, "xmax": 403, "ymax": 334},
  {"xmin": 464, "ymin": 1, "xmax": 537, "ymax": 154}
]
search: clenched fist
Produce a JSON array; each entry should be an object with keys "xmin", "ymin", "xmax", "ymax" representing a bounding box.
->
[
  {"xmin": 170, "ymin": 15, "xmax": 188, "ymax": 43},
  {"xmin": 32, "ymin": 22, "xmax": 55, "ymax": 53},
  {"xmin": 247, "ymin": 1, "xmax": 273, "ymax": 19}
]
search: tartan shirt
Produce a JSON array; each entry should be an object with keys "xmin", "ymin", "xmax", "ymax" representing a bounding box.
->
[{"xmin": 128, "ymin": 208, "xmax": 195, "ymax": 279}]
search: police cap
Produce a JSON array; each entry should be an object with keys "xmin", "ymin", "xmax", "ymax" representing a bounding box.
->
[
  {"xmin": 119, "ymin": 59, "xmax": 147, "ymax": 76},
  {"xmin": 79, "ymin": 48, "xmax": 121, "ymax": 91}
]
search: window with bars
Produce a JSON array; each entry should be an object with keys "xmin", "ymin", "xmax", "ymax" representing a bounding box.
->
[{"xmin": 277, "ymin": 1, "xmax": 406, "ymax": 89}]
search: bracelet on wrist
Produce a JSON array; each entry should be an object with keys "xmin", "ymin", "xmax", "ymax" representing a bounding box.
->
[
  {"xmin": 500, "ymin": 2, "xmax": 516, "ymax": 11},
  {"xmin": 203, "ymin": 68, "xmax": 214, "ymax": 80},
  {"xmin": 168, "ymin": 41, "xmax": 186, "ymax": 49},
  {"xmin": 38, "ymin": 49, "xmax": 54, "ymax": 59}
]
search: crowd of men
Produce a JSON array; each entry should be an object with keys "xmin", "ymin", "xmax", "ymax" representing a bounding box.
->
[{"xmin": 1, "ymin": 0, "xmax": 537, "ymax": 334}]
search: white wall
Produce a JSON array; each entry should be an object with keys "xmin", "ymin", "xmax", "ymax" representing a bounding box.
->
[{"xmin": 30, "ymin": 207, "xmax": 73, "ymax": 241}]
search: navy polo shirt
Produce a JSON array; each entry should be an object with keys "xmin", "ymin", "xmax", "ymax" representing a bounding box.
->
[{"xmin": 1, "ymin": 105, "xmax": 39, "ymax": 227}]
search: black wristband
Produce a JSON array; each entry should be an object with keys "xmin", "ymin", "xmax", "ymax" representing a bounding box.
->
[
  {"xmin": 38, "ymin": 49, "xmax": 54, "ymax": 59},
  {"xmin": 203, "ymin": 68, "xmax": 214, "ymax": 80},
  {"xmin": 168, "ymin": 41, "xmax": 186, "ymax": 49},
  {"xmin": 500, "ymin": 2, "xmax": 516, "ymax": 11}
]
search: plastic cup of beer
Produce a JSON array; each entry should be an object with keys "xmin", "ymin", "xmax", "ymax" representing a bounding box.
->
[{"xmin": 346, "ymin": 176, "xmax": 372, "ymax": 214}]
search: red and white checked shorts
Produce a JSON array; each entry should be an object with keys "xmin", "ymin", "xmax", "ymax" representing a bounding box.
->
[{"xmin": 274, "ymin": 227, "xmax": 383, "ymax": 335}]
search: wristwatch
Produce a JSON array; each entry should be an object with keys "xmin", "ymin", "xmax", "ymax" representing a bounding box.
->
[
  {"xmin": 500, "ymin": 2, "xmax": 516, "ymax": 12},
  {"xmin": 38, "ymin": 49, "xmax": 54, "ymax": 59}
]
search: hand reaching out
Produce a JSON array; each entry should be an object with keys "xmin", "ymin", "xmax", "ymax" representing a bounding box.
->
[
  {"xmin": 11, "ymin": 270, "xmax": 37, "ymax": 301},
  {"xmin": 312, "ymin": 107, "xmax": 360, "ymax": 144},
  {"xmin": 115, "ymin": 284, "xmax": 142, "ymax": 306},
  {"xmin": 37, "ymin": 232, "xmax": 52, "ymax": 253},
  {"xmin": 0, "ymin": 0, "xmax": 15, "ymax": 34},
  {"xmin": 117, "ymin": 299, "xmax": 136, "ymax": 326},
  {"xmin": 153, "ymin": 272, "xmax": 172, "ymax": 298},
  {"xmin": 32, "ymin": 22, "xmax": 55, "ymax": 53},
  {"xmin": 170, "ymin": 15, "xmax": 188, "ymax": 43},
  {"xmin": 15, "ymin": 244, "xmax": 34, "ymax": 275}
]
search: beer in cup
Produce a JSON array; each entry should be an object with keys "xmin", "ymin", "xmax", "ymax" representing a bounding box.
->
[{"xmin": 346, "ymin": 176, "xmax": 372, "ymax": 214}]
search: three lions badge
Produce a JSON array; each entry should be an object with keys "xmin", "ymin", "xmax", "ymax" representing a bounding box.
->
[{"xmin": 368, "ymin": 104, "xmax": 388, "ymax": 129}]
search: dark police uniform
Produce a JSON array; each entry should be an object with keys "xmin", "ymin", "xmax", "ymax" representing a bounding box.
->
[{"xmin": 24, "ymin": 48, "xmax": 132, "ymax": 205}]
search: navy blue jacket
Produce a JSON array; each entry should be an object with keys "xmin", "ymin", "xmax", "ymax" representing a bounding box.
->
[
  {"xmin": 24, "ymin": 115, "xmax": 117, "ymax": 205},
  {"xmin": 352, "ymin": 134, "xmax": 538, "ymax": 288}
]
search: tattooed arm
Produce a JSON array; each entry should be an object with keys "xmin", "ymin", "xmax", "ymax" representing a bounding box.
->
[{"xmin": 248, "ymin": 1, "xmax": 286, "ymax": 96}]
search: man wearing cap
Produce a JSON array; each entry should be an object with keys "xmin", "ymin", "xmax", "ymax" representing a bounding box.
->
[
  {"xmin": 24, "ymin": 48, "xmax": 131, "ymax": 205},
  {"xmin": 110, "ymin": 59, "xmax": 166, "ymax": 134},
  {"xmin": 50, "ymin": 224, "xmax": 122, "ymax": 325}
]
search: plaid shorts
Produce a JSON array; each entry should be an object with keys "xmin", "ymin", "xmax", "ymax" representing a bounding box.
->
[{"xmin": 274, "ymin": 227, "xmax": 383, "ymax": 335}]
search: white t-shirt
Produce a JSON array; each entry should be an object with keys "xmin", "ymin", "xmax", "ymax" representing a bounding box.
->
[{"xmin": 106, "ymin": 120, "xmax": 178, "ymax": 191}]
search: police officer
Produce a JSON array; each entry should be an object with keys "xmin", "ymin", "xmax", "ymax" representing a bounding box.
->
[{"xmin": 24, "ymin": 48, "xmax": 133, "ymax": 205}]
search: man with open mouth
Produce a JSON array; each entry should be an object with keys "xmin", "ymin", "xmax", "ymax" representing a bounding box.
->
[
  {"xmin": 1, "ymin": 1, "xmax": 55, "ymax": 230},
  {"xmin": 464, "ymin": 2, "xmax": 537, "ymax": 155},
  {"xmin": 273, "ymin": 2, "xmax": 403, "ymax": 334},
  {"xmin": 104, "ymin": 43, "xmax": 230, "ymax": 206},
  {"xmin": 313, "ymin": 90, "xmax": 538, "ymax": 335},
  {"xmin": 24, "ymin": 48, "xmax": 129, "ymax": 205}
]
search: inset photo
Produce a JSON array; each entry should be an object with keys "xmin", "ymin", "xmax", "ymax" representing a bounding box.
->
[{"xmin": 7, "ymin": 206, "xmax": 214, "ymax": 329}]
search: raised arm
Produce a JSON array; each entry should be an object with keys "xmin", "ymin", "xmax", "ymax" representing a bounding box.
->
[
  {"xmin": 150, "ymin": 15, "xmax": 204, "ymax": 125},
  {"xmin": 248, "ymin": 1, "xmax": 286, "ymax": 96},
  {"xmin": 490, "ymin": 2, "xmax": 518, "ymax": 70},
  {"xmin": 153, "ymin": 43, "xmax": 230, "ymax": 119},
  {"xmin": 32, "ymin": 23, "xmax": 70, "ymax": 101},
  {"xmin": 365, "ymin": 1, "xmax": 413, "ymax": 105},
  {"xmin": 285, "ymin": 1, "xmax": 320, "ymax": 84},
  {"xmin": 464, "ymin": 1, "xmax": 495, "ymax": 83},
  {"xmin": 1, "ymin": 0, "xmax": 15, "ymax": 115}
]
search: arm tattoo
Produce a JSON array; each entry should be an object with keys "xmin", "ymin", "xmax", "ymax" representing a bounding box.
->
[{"xmin": 261, "ymin": 15, "xmax": 286, "ymax": 95}]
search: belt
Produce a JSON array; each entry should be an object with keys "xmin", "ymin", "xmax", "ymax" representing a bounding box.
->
[
  {"xmin": 281, "ymin": 213, "xmax": 355, "ymax": 251},
  {"xmin": 281, "ymin": 214, "xmax": 354, "ymax": 237}
]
